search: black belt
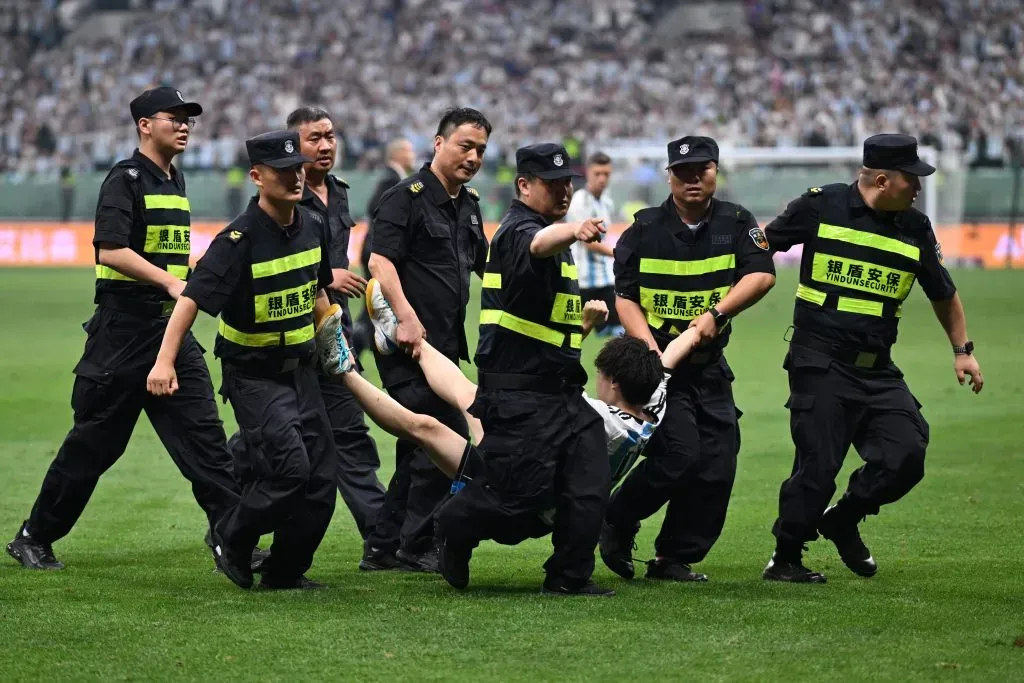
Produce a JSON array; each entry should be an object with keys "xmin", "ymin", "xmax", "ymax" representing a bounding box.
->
[
  {"xmin": 683, "ymin": 349, "xmax": 721, "ymax": 366},
  {"xmin": 790, "ymin": 328, "xmax": 891, "ymax": 370},
  {"xmin": 97, "ymin": 294, "xmax": 175, "ymax": 319},
  {"xmin": 478, "ymin": 372, "xmax": 583, "ymax": 394},
  {"xmin": 223, "ymin": 355, "xmax": 315, "ymax": 378}
]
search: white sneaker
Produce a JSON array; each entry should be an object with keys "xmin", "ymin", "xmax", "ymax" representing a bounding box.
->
[
  {"xmin": 315, "ymin": 304, "xmax": 354, "ymax": 375},
  {"xmin": 365, "ymin": 279, "xmax": 400, "ymax": 355}
]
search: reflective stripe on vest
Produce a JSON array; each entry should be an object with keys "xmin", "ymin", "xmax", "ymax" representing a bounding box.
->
[
  {"xmin": 639, "ymin": 253, "xmax": 735, "ymax": 277},
  {"xmin": 479, "ymin": 309, "xmax": 582, "ymax": 349},
  {"xmin": 95, "ymin": 264, "xmax": 189, "ymax": 282},
  {"xmin": 218, "ymin": 319, "xmax": 315, "ymax": 347},
  {"xmin": 143, "ymin": 225, "xmax": 191, "ymax": 254},
  {"xmin": 251, "ymin": 247, "xmax": 322, "ymax": 279},
  {"xmin": 639, "ymin": 284, "xmax": 731, "ymax": 330},
  {"xmin": 795, "ymin": 284, "xmax": 902, "ymax": 318},
  {"xmin": 796, "ymin": 222, "xmax": 920, "ymax": 319},
  {"xmin": 144, "ymin": 195, "xmax": 191, "ymax": 212},
  {"xmin": 254, "ymin": 281, "xmax": 319, "ymax": 323}
]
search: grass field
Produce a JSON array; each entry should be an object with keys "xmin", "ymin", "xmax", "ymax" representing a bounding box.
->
[{"xmin": 1, "ymin": 267, "xmax": 1022, "ymax": 682}]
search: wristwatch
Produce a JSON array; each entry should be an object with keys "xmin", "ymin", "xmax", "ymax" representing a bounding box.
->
[
  {"xmin": 709, "ymin": 306, "xmax": 731, "ymax": 329},
  {"xmin": 952, "ymin": 341, "xmax": 974, "ymax": 355}
]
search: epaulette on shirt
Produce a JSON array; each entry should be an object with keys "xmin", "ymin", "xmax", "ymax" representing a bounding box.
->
[
  {"xmin": 113, "ymin": 159, "xmax": 141, "ymax": 181},
  {"xmin": 805, "ymin": 186, "xmax": 824, "ymax": 196},
  {"xmin": 330, "ymin": 174, "xmax": 350, "ymax": 188},
  {"xmin": 465, "ymin": 186, "xmax": 480, "ymax": 200},
  {"xmin": 633, "ymin": 207, "xmax": 661, "ymax": 224},
  {"xmin": 409, "ymin": 181, "xmax": 425, "ymax": 194}
]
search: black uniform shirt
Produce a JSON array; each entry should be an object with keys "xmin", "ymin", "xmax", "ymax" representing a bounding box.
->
[
  {"xmin": 615, "ymin": 196, "xmax": 776, "ymax": 352},
  {"xmin": 299, "ymin": 174, "xmax": 357, "ymax": 327},
  {"xmin": 370, "ymin": 163, "xmax": 487, "ymax": 387},
  {"xmin": 767, "ymin": 183, "xmax": 956, "ymax": 349},
  {"xmin": 185, "ymin": 199, "xmax": 333, "ymax": 323}
]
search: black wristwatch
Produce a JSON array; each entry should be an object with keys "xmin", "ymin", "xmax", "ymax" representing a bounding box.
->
[
  {"xmin": 709, "ymin": 306, "xmax": 731, "ymax": 329},
  {"xmin": 952, "ymin": 341, "xmax": 974, "ymax": 356}
]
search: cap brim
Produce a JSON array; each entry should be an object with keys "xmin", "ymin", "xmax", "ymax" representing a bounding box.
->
[
  {"xmin": 258, "ymin": 155, "xmax": 314, "ymax": 169},
  {"xmin": 666, "ymin": 155, "xmax": 716, "ymax": 169},
  {"xmin": 177, "ymin": 102, "xmax": 203, "ymax": 117},
  {"xmin": 532, "ymin": 169, "xmax": 582, "ymax": 180},
  {"xmin": 897, "ymin": 159, "xmax": 936, "ymax": 176}
]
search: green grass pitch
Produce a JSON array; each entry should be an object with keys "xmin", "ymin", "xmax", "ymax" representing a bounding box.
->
[{"xmin": 1, "ymin": 267, "xmax": 1022, "ymax": 681}]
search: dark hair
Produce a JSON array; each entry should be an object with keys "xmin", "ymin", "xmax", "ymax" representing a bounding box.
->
[
  {"xmin": 435, "ymin": 107, "xmax": 492, "ymax": 139},
  {"xmin": 587, "ymin": 152, "xmax": 612, "ymax": 166},
  {"xmin": 594, "ymin": 336, "xmax": 663, "ymax": 406},
  {"xmin": 286, "ymin": 106, "xmax": 332, "ymax": 129},
  {"xmin": 513, "ymin": 173, "xmax": 535, "ymax": 197}
]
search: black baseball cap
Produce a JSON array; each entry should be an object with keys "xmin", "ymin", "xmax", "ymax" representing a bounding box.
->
[
  {"xmin": 246, "ymin": 130, "xmax": 312, "ymax": 169},
  {"xmin": 515, "ymin": 143, "xmax": 580, "ymax": 180},
  {"xmin": 130, "ymin": 86, "xmax": 202, "ymax": 123},
  {"xmin": 863, "ymin": 134, "xmax": 935, "ymax": 176},
  {"xmin": 666, "ymin": 135, "xmax": 719, "ymax": 169}
]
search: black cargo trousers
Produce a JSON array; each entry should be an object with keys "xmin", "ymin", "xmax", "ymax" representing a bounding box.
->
[
  {"xmin": 27, "ymin": 306, "xmax": 239, "ymax": 545},
  {"xmin": 217, "ymin": 361, "xmax": 336, "ymax": 582},
  {"xmin": 437, "ymin": 385, "xmax": 609, "ymax": 586},
  {"xmin": 772, "ymin": 341, "xmax": 929, "ymax": 545}
]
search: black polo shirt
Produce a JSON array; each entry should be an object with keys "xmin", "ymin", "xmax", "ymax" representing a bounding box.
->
[
  {"xmin": 766, "ymin": 182, "xmax": 956, "ymax": 350},
  {"xmin": 370, "ymin": 163, "xmax": 487, "ymax": 388},
  {"xmin": 299, "ymin": 174, "xmax": 356, "ymax": 327}
]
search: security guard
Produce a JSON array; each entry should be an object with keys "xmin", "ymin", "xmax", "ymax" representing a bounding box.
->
[
  {"xmin": 147, "ymin": 130, "xmax": 337, "ymax": 590},
  {"xmin": 6, "ymin": 87, "xmax": 240, "ymax": 571},
  {"xmin": 364, "ymin": 108, "xmax": 490, "ymax": 571},
  {"xmin": 287, "ymin": 106, "xmax": 386, "ymax": 549},
  {"xmin": 762, "ymin": 134, "xmax": 984, "ymax": 583},
  {"xmin": 435, "ymin": 143, "xmax": 614, "ymax": 596},
  {"xmin": 600, "ymin": 136, "xmax": 776, "ymax": 583}
]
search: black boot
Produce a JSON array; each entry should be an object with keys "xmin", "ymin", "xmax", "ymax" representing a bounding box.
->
[
  {"xmin": 6, "ymin": 523, "xmax": 63, "ymax": 570},
  {"xmin": 598, "ymin": 521, "xmax": 640, "ymax": 579},
  {"xmin": 762, "ymin": 545, "xmax": 827, "ymax": 584}
]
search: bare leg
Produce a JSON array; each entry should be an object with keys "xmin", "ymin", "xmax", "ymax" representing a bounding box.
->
[
  {"xmin": 340, "ymin": 371, "xmax": 466, "ymax": 478},
  {"xmin": 416, "ymin": 341, "xmax": 484, "ymax": 444}
]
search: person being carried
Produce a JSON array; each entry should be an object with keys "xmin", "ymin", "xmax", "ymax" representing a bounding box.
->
[{"xmin": 313, "ymin": 283, "xmax": 699, "ymax": 546}]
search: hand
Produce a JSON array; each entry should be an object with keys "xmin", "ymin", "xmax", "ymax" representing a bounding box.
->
[
  {"xmin": 147, "ymin": 359, "xmax": 178, "ymax": 396},
  {"xmin": 644, "ymin": 337, "xmax": 663, "ymax": 358},
  {"xmin": 688, "ymin": 311, "xmax": 719, "ymax": 344},
  {"xmin": 581, "ymin": 299, "xmax": 608, "ymax": 334},
  {"xmin": 166, "ymin": 279, "xmax": 185, "ymax": 300},
  {"xmin": 331, "ymin": 268, "xmax": 368, "ymax": 298},
  {"xmin": 573, "ymin": 218, "xmax": 606, "ymax": 244},
  {"xmin": 954, "ymin": 354, "xmax": 984, "ymax": 394},
  {"xmin": 396, "ymin": 316, "xmax": 426, "ymax": 359}
]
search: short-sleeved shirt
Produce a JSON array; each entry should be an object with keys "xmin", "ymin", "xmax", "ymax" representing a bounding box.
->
[
  {"xmin": 567, "ymin": 188, "xmax": 615, "ymax": 289},
  {"xmin": 93, "ymin": 149, "xmax": 192, "ymax": 308},
  {"xmin": 184, "ymin": 198, "xmax": 333, "ymax": 366},
  {"xmin": 614, "ymin": 196, "xmax": 776, "ymax": 353},
  {"xmin": 585, "ymin": 372, "xmax": 669, "ymax": 486},
  {"xmin": 370, "ymin": 163, "xmax": 487, "ymax": 387},
  {"xmin": 766, "ymin": 182, "xmax": 956, "ymax": 350},
  {"xmin": 474, "ymin": 200, "xmax": 587, "ymax": 379}
]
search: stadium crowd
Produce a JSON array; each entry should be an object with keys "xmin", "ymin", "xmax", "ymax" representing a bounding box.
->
[{"xmin": 1, "ymin": 0, "xmax": 1022, "ymax": 174}]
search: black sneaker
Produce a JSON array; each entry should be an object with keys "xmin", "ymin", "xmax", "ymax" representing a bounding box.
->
[
  {"xmin": 645, "ymin": 558, "xmax": 708, "ymax": 582},
  {"xmin": 359, "ymin": 543, "xmax": 401, "ymax": 571},
  {"xmin": 397, "ymin": 547, "xmax": 441, "ymax": 574},
  {"xmin": 210, "ymin": 528, "xmax": 254, "ymax": 589},
  {"xmin": 258, "ymin": 575, "xmax": 326, "ymax": 590},
  {"xmin": 6, "ymin": 524, "xmax": 63, "ymax": 570},
  {"xmin": 599, "ymin": 521, "xmax": 640, "ymax": 579},
  {"xmin": 818, "ymin": 505, "xmax": 877, "ymax": 578},
  {"xmin": 206, "ymin": 528, "xmax": 269, "ymax": 574},
  {"xmin": 762, "ymin": 553, "xmax": 827, "ymax": 584},
  {"xmin": 541, "ymin": 578, "xmax": 616, "ymax": 597},
  {"xmin": 437, "ymin": 535, "xmax": 472, "ymax": 589},
  {"xmin": 250, "ymin": 547, "xmax": 270, "ymax": 574}
]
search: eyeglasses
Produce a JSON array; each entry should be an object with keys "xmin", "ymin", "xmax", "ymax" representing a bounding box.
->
[{"xmin": 148, "ymin": 116, "xmax": 197, "ymax": 129}]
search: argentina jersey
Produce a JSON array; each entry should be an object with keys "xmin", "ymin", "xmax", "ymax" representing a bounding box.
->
[{"xmin": 585, "ymin": 373, "xmax": 669, "ymax": 488}]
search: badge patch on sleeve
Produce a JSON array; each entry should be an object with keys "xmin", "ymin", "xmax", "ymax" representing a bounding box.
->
[
  {"xmin": 935, "ymin": 242, "xmax": 944, "ymax": 263},
  {"xmin": 749, "ymin": 227, "xmax": 769, "ymax": 251}
]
